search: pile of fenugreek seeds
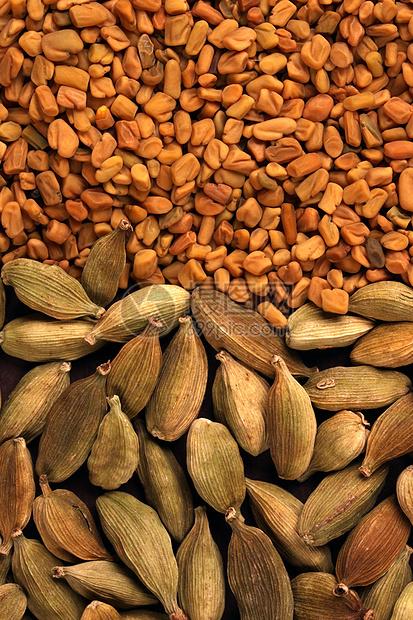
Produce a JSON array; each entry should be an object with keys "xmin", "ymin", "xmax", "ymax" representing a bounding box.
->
[{"xmin": 2, "ymin": 0, "xmax": 413, "ymax": 618}]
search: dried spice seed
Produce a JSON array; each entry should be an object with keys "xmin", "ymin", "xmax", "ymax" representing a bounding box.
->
[
  {"xmin": 52, "ymin": 562, "xmax": 157, "ymax": 610},
  {"xmin": 246, "ymin": 478, "xmax": 333, "ymax": 572},
  {"xmin": 135, "ymin": 420, "xmax": 194, "ymax": 543},
  {"xmin": 298, "ymin": 461, "xmax": 388, "ymax": 547},
  {"xmin": 267, "ymin": 355, "xmax": 317, "ymax": 480},
  {"xmin": 212, "ymin": 350, "xmax": 269, "ymax": 456},
  {"xmin": 1, "ymin": 259, "xmax": 105, "ymax": 320},
  {"xmin": 176, "ymin": 507, "xmax": 225, "ymax": 620},
  {"xmin": 334, "ymin": 496, "xmax": 411, "ymax": 596},
  {"xmin": 146, "ymin": 316, "xmax": 208, "ymax": 442},
  {"xmin": 33, "ymin": 476, "xmax": 112, "ymax": 563},
  {"xmin": 0, "ymin": 362, "xmax": 71, "ymax": 444},
  {"xmin": 187, "ymin": 418, "xmax": 246, "ymax": 519}
]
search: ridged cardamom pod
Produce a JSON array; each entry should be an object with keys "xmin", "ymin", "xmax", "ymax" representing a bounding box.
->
[
  {"xmin": 52, "ymin": 561, "xmax": 157, "ymax": 609},
  {"xmin": 292, "ymin": 572, "xmax": 374, "ymax": 620},
  {"xmin": 81, "ymin": 601, "xmax": 122, "ymax": 619},
  {"xmin": 36, "ymin": 362, "xmax": 110, "ymax": 482},
  {"xmin": 119, "ymin": 613, "xmax": 168, "ymax": 620},
  {"xmin": 350, "ymin": 322, "xmax": 413, "ymax": 368},
  {"xmin": 360, "ymin": 546, "xmax": 412, "ymax": 620},
  {"xmin": 0, "ymin": 361, "xmax": 71, "ymax": 444},
  {"xmin": 0, "ymin": 314, "xmax": 104, "ymax": 362},
  {"xmin": 11, "ymin": 529, "xmax": 85, "ymax": 620},
  {"xmin": 359, "ymin": 393, "xmax": 413, "ymax": 477},
  {"xmin": 146, "ymin": 317, "xmax": 207, "ymax": 441},
  {"xmin": 191, "ymin": 287, "xmax": 314, "ymax": 378},
  {"xmin": 225, "ymin": 508, "xmax": 293, "ymax": 620},
  {"xmin": 106, "ymin": 319, "xmax": 162, "ymax": 419},
  {"xmin": 267, "ymin": 355, "xmax": 317, "ymax": 480},
  {"xmin": 81, "ymin": 220, "xmax": 131, "ymax": 307},
  {"xmin": 0, "ymin": 437, "xmax": 35, "ymax": 545},
  {"xmin": 33, "ymin": 476, "xmax": 111, "ymax": 563},
  {"xmin": 397, "ymin": 465, "xmax": 413, "ymax": 525},
  {"xmin": 0, "ymin": 583, "xmax": 27, "ymax": 620},
  {"xmin": 390, "ymin": 582, "xmax": 413, "ymax": 619},
  {"xmin": 334, "ymin": 496, "xmax": 411, "ymax": 596},
  {"xmin": 349, "ymin": 281, "xmax": 413, "ymax": 322},
  {"xmin": 85, "ymin": 285, "xmax": 190, "ymax": 345},
  {"xmin": 135, "ymin": 420, "xmax": 193, "ymax": 543},
  {"xmin": 96, "ymin": 491, "xmax": 188, "ymax": 620},
  {"xmin": 245, "ymin": 478, "xmax": 333, "ymax": 572},
  {"xmin": 87, "ymin": 395, "xmax": 139, "ymax": 490},
  {"xmin": 297, "ymin": 411, "xmax": 370, "ymax": 482},
  {"xmin": 1, "ymin": 258, "xmax": 105, "ymax": 320},
  {"xmin": 298, "ymin": 461, "xmax": 388, "ymax": 546},
  {"xmin": 212, "ymin": 351, "xmax": 269, "ymax": 456},
  {"xmin": 176, "ymin": 506, "xmax": 225, "ymax": 620},
  {"xmin": 304, "ymin": 366, "xmax": 411, "ymax": 411},
  {"xmin": 286, "ymin": 302, "xmax": 375, "ymax": 350},
  {"xmin": 187, "ymin": 418, "xmax": 246, "ymax": 519},
  {"xmin": 0, "ymin": 277, "xmax": 5, "ymax": 331}
]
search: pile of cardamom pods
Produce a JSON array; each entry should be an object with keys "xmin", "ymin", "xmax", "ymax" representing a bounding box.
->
[{"xmin": 1, "ymin": 225, "xmax": 413, "ymax": 619}]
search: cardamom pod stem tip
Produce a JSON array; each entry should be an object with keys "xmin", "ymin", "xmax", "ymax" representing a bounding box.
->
[
  {"xmin": 359, "ymin": 466, "xmax": 371, "ymax": 477},
  {"xmin": 52, "ymin": 566, "xmax": 65, "ymax": 579},
  {"xmin": 59, "ymin": 362, "xmax": 71, "ymax": 372},
  {"xmin": 39, "ymin": 475, "xmax": 52, "ymax": 497},
  {"xmin": 98, "ymin": 362, "xmax": 111, "ymax": 376},
  {"xmin": 119, "ymin": 219, "xmax": 132, "ymax": 231},
  {"xmin": 334, "ymin": 583, "xmax": 349, "ymax": 597}
]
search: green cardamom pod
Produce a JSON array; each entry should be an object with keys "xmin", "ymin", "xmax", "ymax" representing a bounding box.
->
[
  {"xmin": 397, "ymin": 465, "xmax": 413, "ymax": 525},
  {"xmin": 81, "ymin": 220, "xmax": 131, "ymax": 307},
  {"xmin": 360, "ymin": 393, "xmax": 413, "ymax": 478},
  {"xmin": 0, "ymin": 438, "xmax": 35, "ymax": 545},
  {"xmin": 1, "ymin": 258, "xmax": 105, "ymax": 320},
  {"xmin": 88, "ymin": 395, "xmax": 139, "ymax": 490},
  {"xmin": 11, "ymin": 529, "xmax": 85, "ymax": 620},
  {"xmin": 360, "ymin": 546, "xmax": 412, "ymax": 620},
  {"xmin": 52, "ymin": 561, "xmax": 157, "ymax": 609},
  {"xmin": 0, "ymin": 583, "xmax": 27, "ymax": 620},
  {"xmin": 350, "ymin": 322, "xmax": 413, "ymax": 368},
  {"xmin": 106, "ymin": 319, "xmax": 162, "ymax": 419},
  {"xmin": 0, "ymin": 362, "xmax": 71, "ymax": 444},
  {"xmin": 292, "ymin": 572, "xmax": 374, "ymax": 620},
  {"xmin": 191, "ymin": 287, "xmax": 315, "ymax": 378},
  {"xmin": 297, "ymin": 410, "xmax": 369, "ymax": 482},
  {"xmin": 0, "ymin": 314, "xmax": 104, "ymax": 362},
  {"xmin": 225, "ymin": 508, "xmax": 293, "ymax": 620},
  {"xmin": 176, "ymin": 506, "xmax": 225, "ymax": 620},
  {"xmin": 146, "ymin": 316, "xmax": 207, "ymax": 442},
  {"xmin": 245, "ymin": 478, "xmax": 333, "ymax": 572},
  {"xmin": 36, "ymin": 362, "xmax": 110, "ymax": 482},
  {"xmin": 349, "ymin": 281, "xmax": 413, "ymax": 322},
  {"xmin": 81, "ymin": 601, "xmax": 122, "ymax": 619},
  {"xmin": 298, "ymin": 461, "xmax": 388, "ymax": 546},
  {"xmin": 212, "ymin": 351, "xmax": 269, "ymax": 456},
  {"xmin": 286, "ymin": 302, "xmax": 375, "ymax": 350},
  {"xmin": 334, "ymin": 496, "xmax": 411, "ymax": 596},
  {"xmin": 135, "ymin": 420, "xmax": 193, "ymax": 543},
  {"xmin": 390, "ymin": 582, "xmax": 413, "ymax": 619},
  {"xmin": 85, "ymin": 285, "xmax": 190, "ymax": 345},
  {"xmin": 304, "ymin": 366, "xmax": 411, "ymax": 411},
  {"xmin": 33, "ymin": 476, "xmax": 111, "ymax": 563},
  {"xmin": 96, "ymin": 491, "xmax": 188, "ymax": 620},
  {"xmin": 267, "ymin": 355, "xmax": 317, "ymax": 480},
  {"xmin": 187, "ymin": 418, "xmax": 246, "ymax": 519}
]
